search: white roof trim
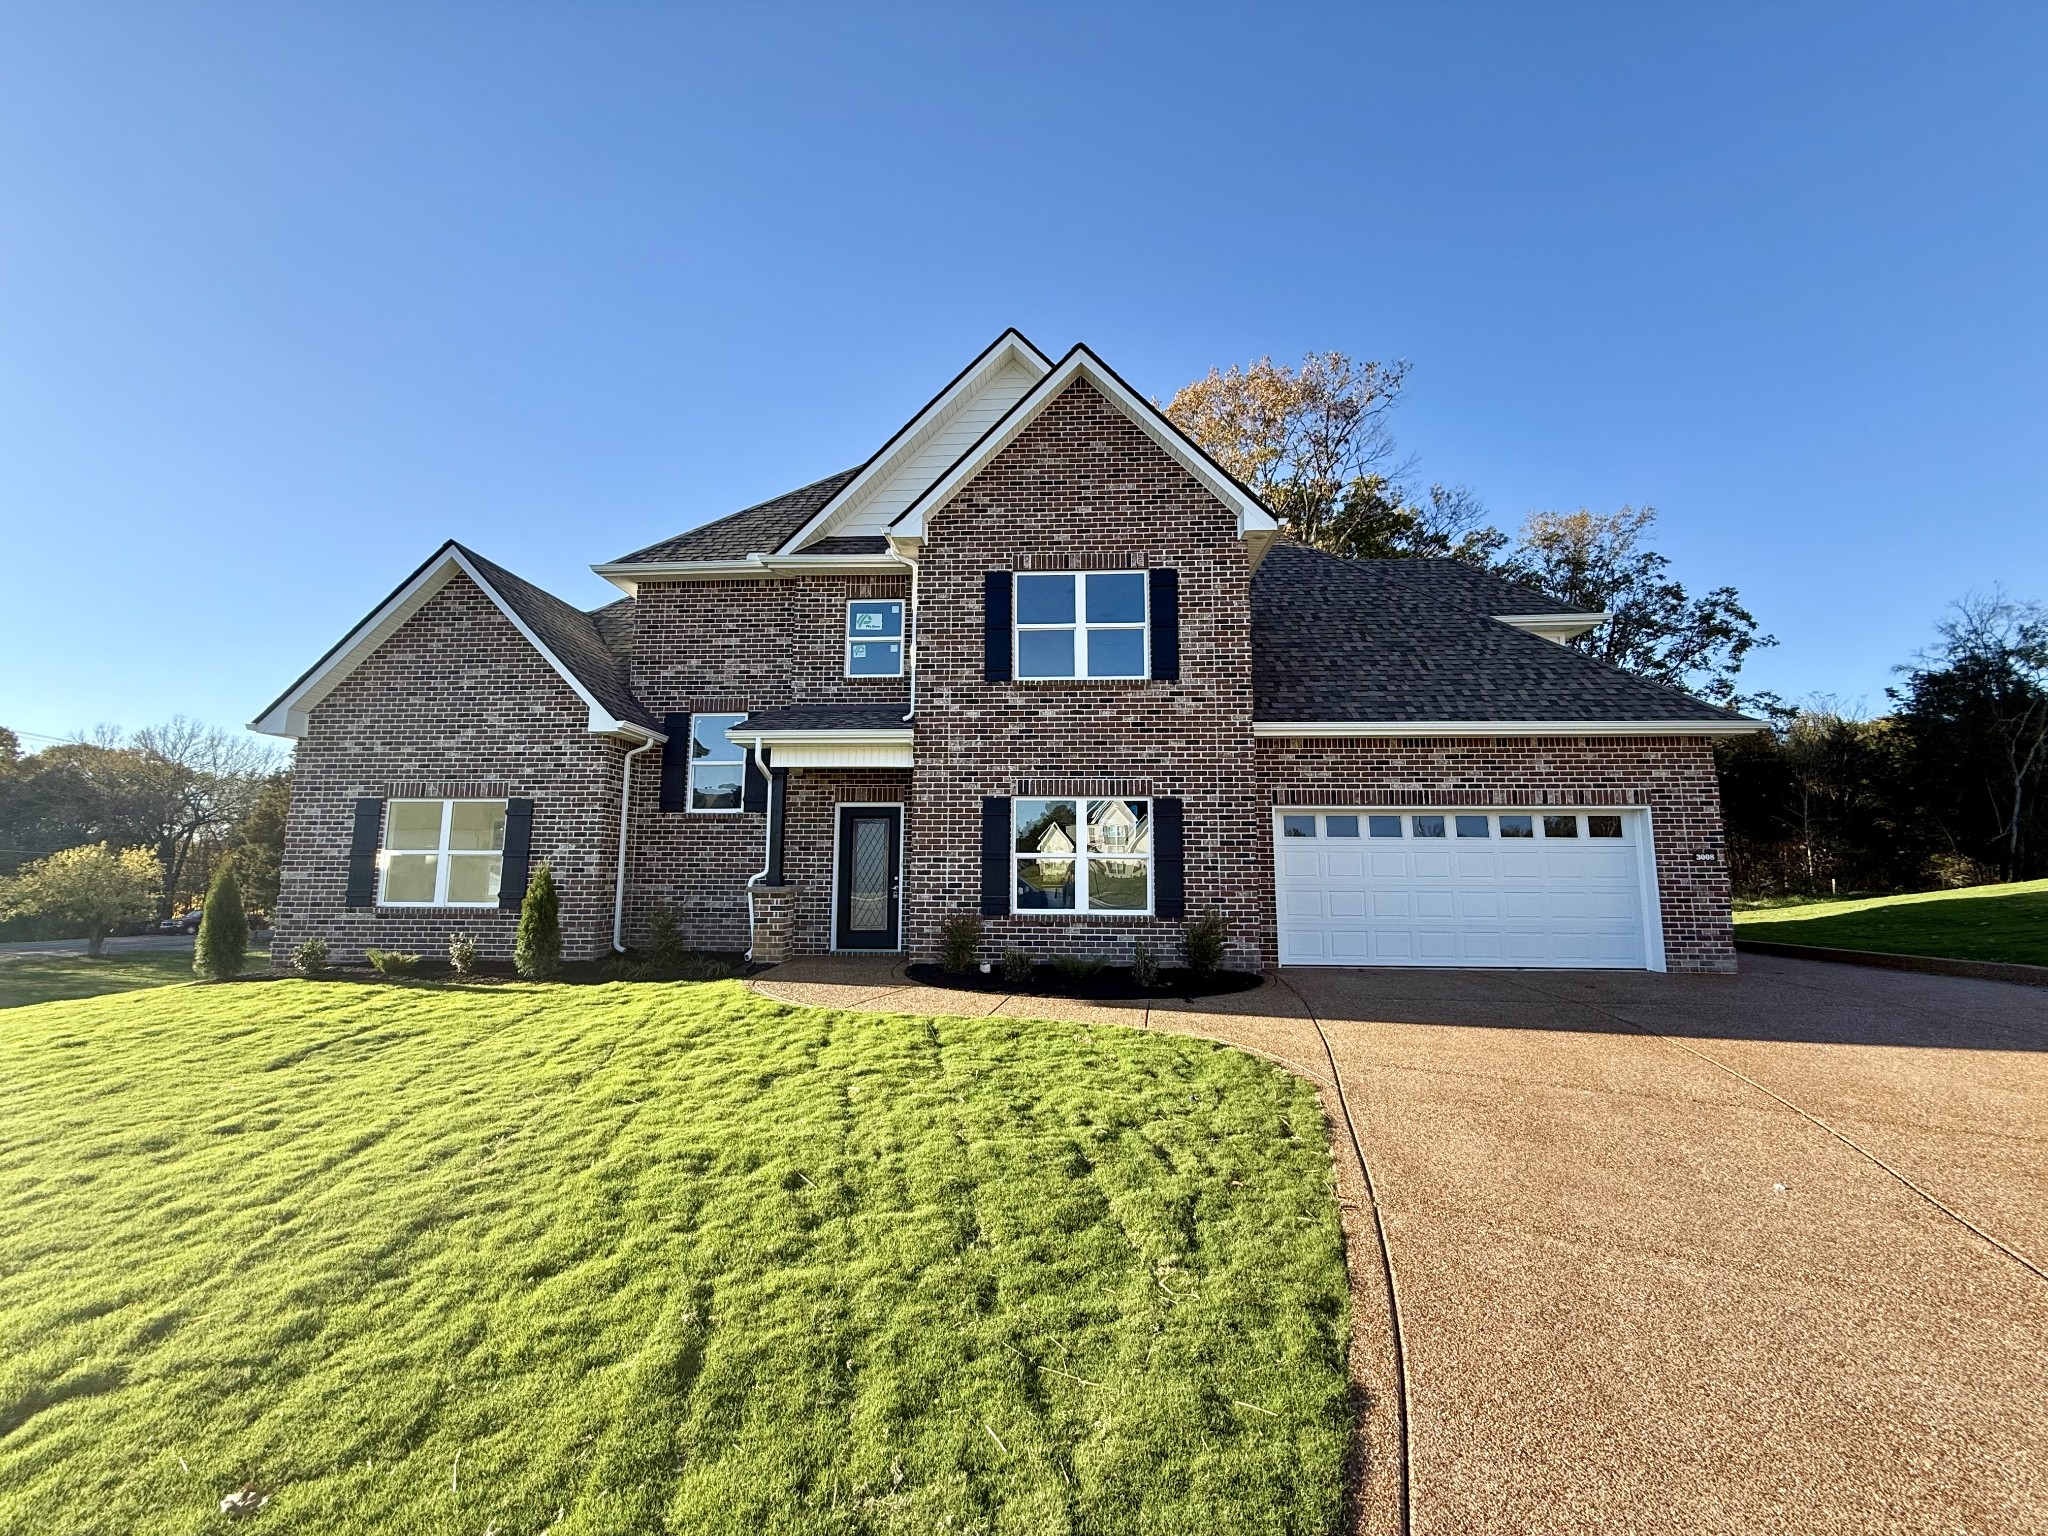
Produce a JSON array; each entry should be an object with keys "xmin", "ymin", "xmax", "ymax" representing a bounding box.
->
[
  {"xmin": 1495, "ymin": 611, "xmax": 1609, "ymax": 643},
  {"xmin": 1252, "ymin": 718, "xmax": 1767, "ymax": 739},
  {"xmin": 775, "ymin": 330, "xmax": 1053, "ymax": 555},
  {"xmin": 251, "ymin": 544, "xmax": 661, "ymax": 742},
  {"xmin": 888, "ymin": 345, "xmax": 1281, "ymax": 542},
  {"xmin": 591, "ymin": 551, "xmax": 909, "ymax": 592}
]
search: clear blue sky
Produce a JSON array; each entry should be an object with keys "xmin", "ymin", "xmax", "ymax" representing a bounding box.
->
[{"xmin": 2, "ymin": 3, "xmax": 2042, "ymax": 746}]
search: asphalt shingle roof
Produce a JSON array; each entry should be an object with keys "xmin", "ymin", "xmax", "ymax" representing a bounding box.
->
[
  {"xmin": 609, "ymin": 469, "xmax": 861, "ymax": 564},
  {"xmin": 1250, "ymin": 542, "xmax": 1754, "ymax": 727},
  {"xmin": 455, "ymin": 546, "xmax": 661, "ymax": 733},
  {"xmin": 736, "ymin": 703, "xmax": 913, "ymax": 733}
]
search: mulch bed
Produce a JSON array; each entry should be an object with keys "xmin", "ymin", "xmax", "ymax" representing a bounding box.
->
[{"xmin": 903, "ymin": 962, "xmax": 1262, "ymax": 1002}]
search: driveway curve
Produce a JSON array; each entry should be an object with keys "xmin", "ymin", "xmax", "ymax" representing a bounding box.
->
[{"xmin": 754, "ymin": 955, "xmax": 2048, "ymax": 1535}]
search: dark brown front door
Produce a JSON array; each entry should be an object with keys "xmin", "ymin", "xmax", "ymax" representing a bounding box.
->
[{"xmin": 835, "ymin": 805, "xmax": 902, "ymax": 950}]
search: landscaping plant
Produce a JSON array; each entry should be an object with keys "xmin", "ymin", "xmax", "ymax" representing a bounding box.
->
[
  {"xmin": 645, "ymin": 906, "xmax": 689, "ymax": 969},
  {"xmin": 290, "ymin": 938, "xmax": 328, "ymax": 976},
  {"xmin": 1130, "ymin": 940, "xmax": 1161, "ymax": 988},
  {"xmin": 192, "ymin": 867, "xmax": 248, "ymax": 980},
  {"xmin": 1182, "ymin": 910, "xmax": 1229, "ymax": 975},
  {"xmin": 514, "ymin": 860, "xmax": 561, "ymax": 980},
  {"xmin": 999, "ymin": 947, "xmax": 1035, "ymax": 985},
  {"xmin": 1051, "ymin": 954, "xmax": 1108, "ymax": 980},
  {"xmin": 937, "ymin": 911, "xmax": 984, "ymax": 974},
  {"xmin": 364, "ymin": 948, "xmax": 421, "ymax": 977},
  {"xmin": 447, "ymin": 932, "xmax": 479, "ymax": 977}
]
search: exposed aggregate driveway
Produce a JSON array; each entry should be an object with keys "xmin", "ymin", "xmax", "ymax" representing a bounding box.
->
[{"xmin": 754, "ymin": 955, "xmax": 2048, "ymax": 1535}]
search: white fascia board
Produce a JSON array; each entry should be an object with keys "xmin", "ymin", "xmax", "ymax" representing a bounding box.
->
[
  {"xmin": 775, "ymin": 330, "xmax": 1054, "ymax": 555},
  {"xmin": 731, "ymin": 727, "xmax": 914, "ymax": 745},
  {"xmin": 251, "ymin": 545, "xmax": 663, "ymax": 743},
  {"xmin": 591, "ymin": 552, "xmax": 909, "ymax": 590},
  {"xmin": 1251, "ymin": 718, "xmax": 1769, "ymax": 739},
  {"xmin": 889, "ymin": 345, "xmax": 1278, "ymax": 542},
  {"xmin": 1496, "ymin": 612, "xmax": 1610, "ymax": 643}
]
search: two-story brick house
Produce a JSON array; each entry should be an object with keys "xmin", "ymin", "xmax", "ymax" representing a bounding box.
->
[{"xmin": 254, "ymin": 332, "xmax": 1764, "ymax": 973}]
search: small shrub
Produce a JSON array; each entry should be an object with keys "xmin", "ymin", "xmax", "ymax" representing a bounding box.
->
[
  {"xmin": 290, "ymin": 938, "xmax": 328, "ymax": 976},
  {"xmin": 192, "ymin": 867, "xmax": 249, "ymax": 980},
  {"xmin": 1130, "ymin": 940, "xmax": 1161, "ymax": 988},
  {"xmin": 1050, "ymin": 954, "xmax": 1107, "ymax": 980},
  {"xmin": 937, "ymin": 911, "xmax": 984, "ymax": 974},
  {"xmin": 364, "ymin": 948, "xmax": 421, "ymax": 977},
  {"xmin": 999, "ymin": 948, "xmax": 1035, "ymax": 985},
  {"xmin": 515, "ymin": 860, "xmax": 562, "ymax": 980},
  {"xmin": 645, "ymin": 906, "xmax": 690, "ymax": 968},
  {"xmin": 447, "ymin": 932, "xmax": 479, "ymax": 977},
  {"xmin": 1181, "ymin": 910, "xmax": 1228, "ymax": 975}
]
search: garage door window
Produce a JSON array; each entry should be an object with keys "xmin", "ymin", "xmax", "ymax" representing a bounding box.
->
[
  {"xmin": 1500, "ymin": 815, "xmax": 1534, "ymax": 838},
  {"xmin": 1456, "ymin": 815, "xmax": 1490, "ymax": 838},
  {"xmin": 1289, "ymin": 811, "xmax": 1631, "ymax": 841}
]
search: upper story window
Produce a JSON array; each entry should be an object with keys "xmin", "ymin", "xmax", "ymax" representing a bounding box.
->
[
  {"xmin": 688, "ymin": 713, "xmax": 747, "ymax": 812},
  {"xmin": 1015, "ymin": 572, "xmax": 1147, "ymax": 680},
  {"xmin": 846, "ymin": 600, "xmax": 904, "ymax": 678},
  {"xmin": 380, "ymin": 799, "xmax": 506, "ymax": 906}
]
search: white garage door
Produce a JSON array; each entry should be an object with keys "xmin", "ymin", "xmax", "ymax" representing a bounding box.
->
[{"xmin": 1274, "ymin": 809, "xmax": 1661, "ymax": 970}]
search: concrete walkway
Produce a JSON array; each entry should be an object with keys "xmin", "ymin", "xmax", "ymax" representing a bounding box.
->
[{"xmin": 752, "ymin": 955, "xmax": 2048, "ymax": 1536}]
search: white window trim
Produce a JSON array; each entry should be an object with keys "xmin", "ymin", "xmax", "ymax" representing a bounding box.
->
[
  {"xmin": 377, "ymin": 798, "xmax": 507, "ymax": 908},
  {"xmin": 844, "ymin": 598, "xmax": 905, "ymax": 679},
  {"xmin": 1012, "ymin": 795, "xmax": 1155, "ymax": 917},
  {"xmin": 1013, "ymin": 571, "xmax": 1150, "ymax": 681},
  {"xmin": 687, "ymin": 712, "xmax": 749, "ymax": 815}
]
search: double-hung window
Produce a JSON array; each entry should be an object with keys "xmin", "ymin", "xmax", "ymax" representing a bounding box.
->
[
  {"xmin": 379, "ymin": 799, "xmax": 506, "ymax": 906},
  {"xmin": 688, "ymin": 713, "xmax": 747, "ymax": 812},
  {"xmin": 846, "ymin": 599, "xmax": 904, "ymax": 677},
  {"xmin": 1015, "ymin": 572, "xmax": 1147, "ymax": 679},
  {"xmin": 1013, "ymin": 797, "xmax": 1152, "ymax": 913}
]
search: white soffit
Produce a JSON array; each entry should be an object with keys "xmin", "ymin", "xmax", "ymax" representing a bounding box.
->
[
  {"xmin": 250, "ymin": 544, "xmax": 656, "ymax": 742},
  {"xmin": 779, "ymin": 330, "xmax": 1054, "ymax": 553},
  {"xmin": 888, "ymin": 345, "xmax": 1281, "ymax": 544}
]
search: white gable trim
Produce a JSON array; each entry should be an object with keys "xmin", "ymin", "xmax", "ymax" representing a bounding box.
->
[
  {"xmin": 887, "ymin": 345, "xmax": 1282, "ymax": 546},
  {"xmin": 1496, "ymin": 612, "xmax": 1610, "ymax": 643},
  {"xmin": 250, "ymin": 544, "xmax": 661, "ymax": 742},
  {"xmin": 776, "ymin": 329, "xmax": 1054, "ymax": 554}
]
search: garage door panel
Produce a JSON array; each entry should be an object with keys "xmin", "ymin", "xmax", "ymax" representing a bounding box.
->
[{"xmin": 1278, "ymin": 808, "xmax": 1652, "ymax": 970}]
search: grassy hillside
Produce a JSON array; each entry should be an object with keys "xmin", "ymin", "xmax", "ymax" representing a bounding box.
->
[
  {"xmin": 0, "ymin": 979, "xmax": 1350, "ymax": 1535},
  {"xmin": 0, "ymin": 949, "xmax": 268, "ymax": 1010},
  {"xmin": 1734, "ymin": 879, "xmax": 2048, "ymax": 966}
]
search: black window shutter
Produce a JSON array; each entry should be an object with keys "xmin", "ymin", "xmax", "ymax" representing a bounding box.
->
[
  {"xmin": 983, "ymin": 572, "xmax": 1012, "ymax": 683},
  {"xmin": 1148, "ymin": 568, "xmax": 1180, "ymax": 682},
  {"xmin": 979, "ymin": 796, "xmax": 1012, "ymax": 916},
  {"xmin": 1153, "ymin": 796, "xmax": 1186, "ymax": 918},
  {"xmin": 499, "ymin": 798, "xmax": 535, "ymax": 911},
  {"xmin": 658, "ymin": 712, "xmax": 690, "ymax": 812},
  {"xmin": 742, "ymin": 750, "xmax": 768, "ymax": 814},
  {"xmin": 344, "ymin": 798, "xmax": 383, "ymax": 909}
]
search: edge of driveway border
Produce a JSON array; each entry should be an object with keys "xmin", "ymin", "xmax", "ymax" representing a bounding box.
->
[{"xmin": 1735, "ymin": 939, "xmax": 2048, "ymax": 988}]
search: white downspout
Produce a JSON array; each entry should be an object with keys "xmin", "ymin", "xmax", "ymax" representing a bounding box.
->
[
  {"xmin": 612, "ymin": 730, "xmax": 656, "ymax": 953},
  {"xmin": 744, "ymin": 736, "xmax": 774, "ymax": 961},
  {"xmin": 890, "ymin": 549, "xmax": 919, "ymax": 722}
]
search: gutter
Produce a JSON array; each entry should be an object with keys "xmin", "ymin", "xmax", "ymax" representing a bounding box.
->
[
  {"xmin": 1250, "ymin": 719, "xmax": 1770, "ymax": 739},
  {"xmin": 612, "ymin": 729, "xmax": 658, "ymax": 952}
]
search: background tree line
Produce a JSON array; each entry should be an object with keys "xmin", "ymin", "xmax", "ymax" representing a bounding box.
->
[
  {"xmin": 1167, "ymin": 352, "xmax": 2047, "ymax": 895},
  {"xmin": 0, "ymin": 720, "xmax": 289, "ymax": 939}
]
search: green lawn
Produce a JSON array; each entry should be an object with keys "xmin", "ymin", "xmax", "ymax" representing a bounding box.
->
[
  {"xmin": 0, "ymin": 979, "xmax": 1351, "ymax": 1535},
  {"xmin": 1733, "ymin": 879, "xmax": 2048, "ymax": 966},
  {"xmin": 0, "ymin": 949, "xmax": 269, "ymax": 1011}
]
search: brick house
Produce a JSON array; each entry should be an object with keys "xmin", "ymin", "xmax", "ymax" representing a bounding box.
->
[{"xmin": 254, "ymin": 332, "xmax": 1764, "ymax": 974}]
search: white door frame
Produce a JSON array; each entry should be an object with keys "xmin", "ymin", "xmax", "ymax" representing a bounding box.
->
[{"xmin": 1268, "ymin": 805, "xmax": 1667, "ymax": 972}]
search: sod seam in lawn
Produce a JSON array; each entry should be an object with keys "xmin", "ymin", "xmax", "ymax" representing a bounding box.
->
[
  {"xmin": 0, "ymin": 979, "xmax": 1351, "ymax": 1535},
  {"xmin": 1733, "ymin": 879, "xmax": 2048, "ymax": 967}
]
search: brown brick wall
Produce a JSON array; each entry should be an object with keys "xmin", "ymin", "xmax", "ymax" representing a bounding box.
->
[
  {"xmin": 1256, "ymin": 733, "xmax": 1737, "ymax": 971},
  {"xmin": 620, "ymin": 573, "xmax": 910, "ymax": 952},
  {"xmin": 275, "ymin": 572, "xmax": 627, "ymax": 964},
  {"xmin": 908, "ymin": 378, "xmax": 1267, "ymax": 970}
]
